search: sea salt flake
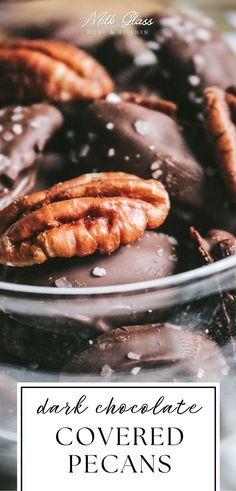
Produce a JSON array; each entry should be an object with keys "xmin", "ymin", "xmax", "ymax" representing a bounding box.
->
[
  {"xmin": 106, "ymin": 122, "xmax": 114, "ymax": 130},
  {"xmin": 195, "ymin": 28, "xmax": 211, "ymax": 41},
  {"xmin": 221, "ymin": 366, "xmax": 230, "ymax": 376},
  {"xmin": 0, "ymin": 109, "xmax": 6, "ymax": 117},
  {"xmin": 106, "ymin": 92, "xmax": 122, "ymax": 104},
  {"xmin": 13, "ymin": 106, "xmax": 23, "ymax": 113},
  {"xmin": 88, "ymin": 340, "xmax": 94, "ymax": 345},
  {"xmin": 151, "ymin": 160, "xmax": 161, "ymax": 171},
  {"xmin": 188, "ymin": 74, "xmax": 201, "ymax": 86},
  {"xmin": 55, "ymin": 277, "xmax": 72, "ymax": 288},
  {"xmin": 146, "ymin": 40, "xmax": 160, "ymax": 50},
  {"xmin": 127, "ymin": 351, "xmax": 141, "ymax": 360},
  {"xmin": 108, "ymin": 148, "xmax": 115, "ymax": 157},
  {"xmin": 152, "ymin": 170, "xmax": 162, "ymax": 179},
  {"xmin": 159, "ymin": 16, "xmax": 181, "ymax": 27},
  {"xmin": 3, "ymin": 132, "xmax": 13, "ymax": 142},
  {"xmin": 134, "ymin": 120, "xmax": 150, "ymax": 136},
  {"xmin": 91, "ymin": 267, "xmax": 106, "ymax": 277},
  {"xmin": 149, "ymin": 145, "xmax": 155, "ymax": 151},
  {"xmin": 79, "ymin": 144, "xmax": 90, "ymax": 157},
  {"xmin": 168, "ymin": 236, "xmax": 178, "ymax": 246},
  {"xmin": 11, "ymin": 113, "xmax": 24, "ymax": 122},
  {"xmin": 131, "ymin": 366, "xmax": 141, "ymax": 376},
  {"xmin": 100, "ymin": 365, "xmax": 114, "ymax": 377},
  {"xmin": 12, "ymin": 124, "xmax": 23, "ymax": 135},
  {"xmin": 30, "ymin": 120, "xmax": 41, "ymax": 129},
  {"xmin": 0, "ymin": 154, "xmax": 10, "ymax": 170},
  {"xmin": 197, "ymin": 368, "xmax": 205, "ymax": 379},
  {"xmin": 193, "ymin": 53, "xmax": 205, "ymax": 66},
  {"xmin": 134, "ymin": 50, "xmax": 157, "ymax": 66},
  {"xmin": 0, "ymin": 125, "xmax": 3, "ymax": 132},
  {"xmin": 124, "ymin": 155, "xmax": 130, "ymax": 161}
]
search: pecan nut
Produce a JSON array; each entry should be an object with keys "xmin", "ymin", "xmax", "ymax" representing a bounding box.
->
[
  {"xmin": 0, "ymin": 39, "xmax": 114, "ymax": 103},
  {"xmin": 0, "ymin": 172, "xmax": 170, "ymax": 266},
  {"xmin": 203, "ymin": 86, "xmax": 236, "ymax": 200},
  {"xmin": 119, "ymin": 92, "xmax": 177, "ymax": 118}
]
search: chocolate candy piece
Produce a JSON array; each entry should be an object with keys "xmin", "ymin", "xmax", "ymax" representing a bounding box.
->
[
  {"xmin": 203, "ymin": 87, "xmax": 236, "ymax": 201},
  {"xmin": 0, "ymin": 103, "xmax": 63, "ymax": 208},
  {"xmin": 63, "ymin": 323, "xmax": 227, "ymax": 376},
  {"xmin": 140, "ymin": 10, "xmax": 236, "ymax": 112},
  {"xmin": 0, "ymin": 233, "xmax": 178, "ymax": 369},
  {"xmin": 1, "ymin": 231, "xmax": 178, "ymax": 287},
  {"xmin": 191, "ymin": 228, "xmax": 236, "ymax": 264},
  {"xmin": 94, "ymin": 34, "xmax": 148, "ymax": 75},
  {"xmin": 74, "ymin": 99, "xmax": 205, "ymax": 208},
  {"xmin": 190, "ymin": 228, "xmax": 236, "ymax": 348},
  {"xmin": 0, "ymin": 166, "xmax": 36, "ymax": 211},
  {"xmin": 7, "ymin": 16, "xmax": 97, "ymax": 53}
]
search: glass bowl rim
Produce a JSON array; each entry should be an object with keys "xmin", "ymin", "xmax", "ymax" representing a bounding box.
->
[{"xmin": 0, "ymin": 252, "xmax": 236, "ymax": 296}]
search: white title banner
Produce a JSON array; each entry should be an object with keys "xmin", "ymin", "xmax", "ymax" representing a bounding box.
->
[{"xmin": 18, "ymin": 383, "xmax": 219, "ymax": 491}]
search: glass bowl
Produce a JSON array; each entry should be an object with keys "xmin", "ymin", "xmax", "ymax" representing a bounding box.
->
[{"xmin": 0, "ymin": 1, "xmax": 236, "ymax": 489}]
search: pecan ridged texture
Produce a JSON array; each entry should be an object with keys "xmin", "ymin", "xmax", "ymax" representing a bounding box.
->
[
  {"xmin": 203, "ymin": 86, "xmax": 236, "ymax": 201},
  {"xmin": 119, "ymin": 92, "xmax": 177, "ymax": 118},
  {"xmin": 0, "ymin": 39, "xmax": 114, "ymax": 103},
  {"xmin": 0, "ymin": 172, "xmax": 170, "ymax": 267}
]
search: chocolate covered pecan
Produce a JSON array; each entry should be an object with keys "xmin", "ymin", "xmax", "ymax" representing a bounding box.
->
[
  {"xmin": 63, "ymin": 323, "xmax": 226, "ymax": 375},
  {"xmin": 0, "ymin": 172, "xmax": 170, "ymax": 266},
  {"xmin": 0, "ymin": 39, "xmax": 114, "ymax": 103},
  {"xmin": 0, "ymin": 103, "xmax": 63, "ymax": 209},
  {"xmin": 72, "ymin": 99, "xmax": 205, "ymax": 208},
  {"xmin": 203, "ymin": 86, "xmax": 236, "ymax": 201},
  {"xmin": 191, "ymin": 227, "xmax": 236, "ymax": 264},
  {"xmin": 140, "ymin": 10, "xmax": 236, "ymax": 112}
]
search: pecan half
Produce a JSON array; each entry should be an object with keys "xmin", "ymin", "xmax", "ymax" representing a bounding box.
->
[
  {"xmin": 0, "ymin": 172, "xmax": 170, "ymax": 266},
  {"xmin": 0, "ymin": 39, "xmax": 114, "ymax": 103},
  {"xmin": 119, "ymin": 92, "xmax": 177, "ymax": 118},
  {"xmin": 203, "ymin": 86, "xmax": 236, "ymax": 200}
]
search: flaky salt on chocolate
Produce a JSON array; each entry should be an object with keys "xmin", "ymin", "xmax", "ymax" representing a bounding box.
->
[
  {"xmin": 0, "ymin": 103, "xmax": 63, "ymax": 209},
  {"xmin": 139, "ymin": 10, "xmax": 236, "ymax": 111},
  {"xmin": 63, "ymin": 323, "xmax": 227, "ymax": 377},
  {"xmin": 73, "ymin": 98, "xmax": 205, "ymax": 208}
]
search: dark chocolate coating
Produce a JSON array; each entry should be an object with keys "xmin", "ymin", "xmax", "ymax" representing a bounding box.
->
[
  {"xmin": 6, "ymin": 16, "xmax": 97, "ymax": 53},
  {"xmin": 74, "ymin": 99, "xmax": 205, "ymax": 208},
  {"xmin": 64, "ymin": 323, "xmax": 227, "ymax": 375},
  {"xmin": 94, "ymin": 34, "xmax": 147, "ymax": 75},
  {"xmin": 1, "ymin": 231, "xmax": 178, "ymax": 287},
  {"xmin": 191, "ymin": 228, "xmax": 236, "ymax": 265},
  {"xmin": 0, "ymin": 166, "xmax": 36, "ymax": 210},
  {"xmin": 140, "ymin": 10, "xmax": 236, "ymax": 111},
  {"xmin": 0, "ymin": 103, "xmax": 63, "ymax": 208}
]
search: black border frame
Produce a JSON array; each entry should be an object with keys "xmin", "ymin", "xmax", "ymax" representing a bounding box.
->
[{"xmin": 19, "ymin": 385, "xmax": 217, "ymax": 491}]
